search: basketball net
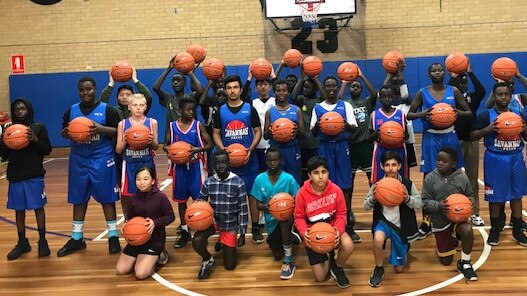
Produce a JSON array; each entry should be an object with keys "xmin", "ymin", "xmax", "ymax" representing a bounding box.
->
[{"xmin": 298, "ymin": 2, "xmax": 321, "ymax": 28}]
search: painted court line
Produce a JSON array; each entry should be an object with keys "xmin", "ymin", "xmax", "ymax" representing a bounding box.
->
[{"xmin": 151, "ymin": 273, "xmax": 205, "ymax": 296}]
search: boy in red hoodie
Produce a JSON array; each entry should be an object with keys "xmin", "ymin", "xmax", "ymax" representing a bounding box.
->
[{"xmin": 294, "ymin": 156, "xmax": 354, "ymax": 289}]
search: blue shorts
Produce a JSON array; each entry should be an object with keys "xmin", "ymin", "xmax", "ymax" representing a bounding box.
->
[
  {"xmin": 420, "ymin": 131, "xmax": 464, "ymax": 173},
  {"xmin": 280, "ymin": 144, "xmax": 301, "ymax": 184},
  {"xmin": 371, "ymin": 144, "xmax": 407, "ymax": 183},
  {"xmin": 239, "ymin": 170, "xmax": 258, "ymax": 195},
  {"xmin": 171, "ymin": 160, "xmax": 207, "ymax": 203},
  {"xmin": 484, "ymin": 151, "xmax": 527, "ymax": 202},
  {"xmin": 68, "ymin": 153, "xmax": 119, "ymax": 205},
  {"xmin": 7, "ymin": 177, "xmax": 47, "ymax": 211},
  {"xmin": 319, "ymin": 141, "xmax": 351, "ymax": 189},
  {"xmin": 374, "ymin": 220, "xmax": 408, "ymax": 266},
  {"xmin": 121, "ymin": 159, "xmax": 156, "ymax": 197}
]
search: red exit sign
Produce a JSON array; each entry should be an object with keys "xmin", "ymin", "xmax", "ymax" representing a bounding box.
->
[{"xmin": 12, "ymin": 55, "xmax": 25, "ymax": 74}]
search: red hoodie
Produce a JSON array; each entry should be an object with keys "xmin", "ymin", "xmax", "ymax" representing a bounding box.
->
[{"xmin": 294, "ymin": 179, "xmax": 347, "ymax": 236}]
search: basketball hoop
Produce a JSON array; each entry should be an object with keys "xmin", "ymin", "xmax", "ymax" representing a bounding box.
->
[{"xmin": 296, "ymin": 0, "xmax": 323, "ymax": 28}]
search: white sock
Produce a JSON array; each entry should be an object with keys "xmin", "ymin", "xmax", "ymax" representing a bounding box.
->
[
  {"xmin": 461, "ymin": 251, "xmax": 471, "ymax": 262},
  {"xmin": 181, "ymin": 224, "xmax": 189, "ymax": 232}
]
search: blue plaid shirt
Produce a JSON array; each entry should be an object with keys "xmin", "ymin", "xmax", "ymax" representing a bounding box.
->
[{"xmin": 199, "ymin": 172, "xmax": 248, "ymax": 234}]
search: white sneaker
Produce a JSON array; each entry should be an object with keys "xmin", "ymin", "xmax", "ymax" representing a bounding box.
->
[{"xmin": 468, "ymin": 215, "xmax": 485, "ymax": 226}]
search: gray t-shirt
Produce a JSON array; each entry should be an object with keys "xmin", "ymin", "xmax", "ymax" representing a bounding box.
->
[
  {"xmin": 296, "ymin": 95, "xmax": 320, "ymax": 149},
  {"xmin": 347, "ymin": 96, "xmax": 374, "ymax": 144}
]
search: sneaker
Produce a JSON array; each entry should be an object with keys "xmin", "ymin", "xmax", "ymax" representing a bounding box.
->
[
  {"xmin": 468, "ymin": 215, "xmax": 485, "ymax": 226},
  {"xmin": 214, "ymin": 241, "xmax": 223, "ymax": 252},
  {"xmin": 417, "ymin": 222, "xmax": 432, "ymax": 240},
  {"xmin": 7, "ymin": 239, "xmax": 31, "ymax": 261},
  {"xmin": 509, "ymin": 219, "xmax": 527, "ymax": 231},
  {"xmin": 38, "ymin": 239, "xmax": 50, "ymax": 258},
  {"xmin": 487, "ymin": 228, "xmax": 500, "ymax": 246},
  {"xmin": 512, "ymin": 230, "xmax": 527, "ymax": 247},
  {"xmin": 252, "ymin": 227, "xmax": 264, "ymax": 244},
  {"xmin": 57, "ymin": 238, "xmax": 86, "ymax": 257},
  {"xmin": 280, "ymin": 262, "xmax": 296, "ymax": 280},
  {"xmin": 108, "ymin": 236, "xmax": 121, "ymax": 254},
  {"xmin": 175, "ymin": 224, "xmax": 182, "ymax": 234},
  {"xmin": 198, "ymin": 257, "xmax": 215, "ymax": 279},
  {"xmin": 157, "ymin": 249, "xmax": 169, "ymax": 265},
  {"xmin": 174, "ymin": 230, "xmax": 191, "ymax": 248},
  {"xmin": 291, "ymin": 230, "xmax": 302, "ymax": 245},
  {"xmin": 369, "ymin": 266, "xmax": 384, "ymax": 287},
  {"xmin": 346, "ymin": 226, "xmax": 361, "ymax": 243},
  {"xmin": 457, "ymin": 260, "xmax": 477, "ymax": 281},
  {"xmin": 330, "ymin": 264, "xmax": 351, "ymax": 289}
]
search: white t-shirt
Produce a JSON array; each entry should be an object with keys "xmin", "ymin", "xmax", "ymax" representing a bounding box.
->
[
  {"xmin": 253, "ymin": 97, "xmax": 276, "ymax": 149},
  {"xmin": 310, "ymin": 100, "xmax": 358, "ymax": 129}
]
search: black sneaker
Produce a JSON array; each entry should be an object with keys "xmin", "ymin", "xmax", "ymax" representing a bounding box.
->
[
  {"xmin": 176, "ymin": 224, "xmax": 182, "ymax": 234},
  {"xmin": 57, "ymin": 238, "xmax": 86, "ymax": 257},
  {"xmin": 346, "ymin": 226, "xmax": 361, "ymax": 243},
  {"xmin": 38, "ymin": 239, "xmax": 50, "ymax": 257},
  {"xmin": 457, "ymin": 260, "xmax": 477, "ymax": 281},
  {"xmin": 7, "ymin": 238, "xmax": 31, "ymax": 261},
  {"xmin": 157, "ymin": 249, "xmax": 169, "ymax": 265},
  {"xmin": 214, "ymin": 241, "xmax": 223, "ymax": 252},
  {"xmin": 512, "ymin": 230, "xmax": 527, "ymax": 247},
  {"xmin": 108, "ymin": 236, "xmax": 121, "ymax": 254},
  {"xmin": 417, "ymin": 222, "xmax": 432, "ymax": 240},
  {"xmin": 198, "ymin": 257, "xmax": 215, "ymax": 279},
  {"xmin": 369, "ymin": 266, "xmax": 384, "ymax": 287},
  {"xmin": 510, "ymin": 219, "xmax": 527, "ymax": 231},
  {"xmin": 174, "ymin": 230, "xmax": 191, "ymax": 248},
  {"xmin": 330, "ymin": 264, "xmax": 351, "ymax": 289},
  {"xmin": 487, "ymin": 228, "xmax": 500, "ymax": 246},
  {"xmin": 252, "ymin": 227, "xmax": 264, "ymax": 244}
]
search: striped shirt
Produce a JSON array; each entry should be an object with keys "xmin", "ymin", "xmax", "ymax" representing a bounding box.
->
[{"xmin": 199, "ymin": 172, "xmax": 248, "ymax": 234}]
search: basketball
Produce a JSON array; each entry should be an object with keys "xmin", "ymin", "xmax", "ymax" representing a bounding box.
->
[
  {"xmin": 302, "ymin": 56, "xmax": 323, "ymax": 77},
  {"xmin": 185, "ymin": 200, "xmax": 214, "ymax": 231},
  {"xmin": 68, "ymin": 117, "xmax": 93, "ymax": 142},
  {"xmin": 268, "ymin": 192, "xmax": 295, "ymax": 221},
  {"xmin": 374, "ymin": 177, "xmax": 407, "ymax": 207},
  {"xmin": 111, "ymin": 61, "xmax": 133, "ymax": 82},
  {"xmin": 167, "ymin": 141, "xmax": 192, "ymax": 165},
  {"xmin": 378, "ymin": 121, "xmax": 405, "ymax": 149},
  {"xmin": 0, "ymin": 111, "xmax": 9, "ymax": 122},
  {"xmin": 122, "ymin": 217, "xmax": 151, "ymax": 246},
  {"xmin": 225, "ymin": 143, "xmax": 248, "ymax": 168},
  {"xmin": 173, "ymin": 52, "xmax": 196, "ymax": 74},
  {"xmin": 491, "ymin": 57, "xmax": 518, "ymax": 81},
  {"xmin": 429, "ymin": 103, "xmax": 457, "ymax": 129},
  {"xmin": 319, "ymin": 111, "xmax": 345, "ymax": 136},
  {"xmin": 202, "ymin": 58, "xmax": 225, "ymax": 80},
  {"xmin": 250, "ymin": 58, "xmax": 273, "ymax": 80},
  {"xmin": 271, "ymin": 117, "xmax": 295, "ymax": 143},
  {"xmin": 445, "ymin": 52, "xmax": 469, "ymax": 75},
  {"xmin": 283, "ymin": 49, "xmax": 302, "ymax": 68},
  {"xmin": 186, "ymin": 44, "xmax": 207, "ymax": 64},
  {"xmin": 444, "ymin": 193, "xmax": 472, "ymax": 223},
  {"xmin": 308, "ymin": 222, "xmax": 337, "ymax": 254},
  {"xmin": 3, "ymin": 124, "xmax": 30, "ymax": 150},
  {"xmin": 337, "ymin": 62, "xmax": 359, "ymax": 82},
  {"xmin": 125, "ymin": 124, "xmax": 151, "ymax": 150},
  {"xmin": 382, "ymin": 51, "xmax": 404, "ymax": 74},
  {"xmin": 495, "ymin": 111, "xmax": 524, "ymax": 141}
]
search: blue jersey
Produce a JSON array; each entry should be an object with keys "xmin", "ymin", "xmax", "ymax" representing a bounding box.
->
[
  {"xmin": 122, "ymin": 118, "xmax": 155, "ymax": 163},
  {"xmin": 372, "ymin": 109, "xmax": 406, "ymax": 131},
  {"xmin": 70, "ymin": 102, "xmax": 114, "ymax": 157},
  {"xmin": 483, "ymin": 108, "xmax": 524, "ymax": 154},
  {"xmin": 421, "ymin": 85, "xmax": 455, "ymax": 131},
  {"xmin": 314, "ymin": 100, "xmax": 350, "ymax": 142},
  {"xmin": 170, "ymin": 119, "xmax": 204, "ymax": 164},
  {"xmin": 269, "ymin": 105, "xmax": 300, "ymax": 147}
]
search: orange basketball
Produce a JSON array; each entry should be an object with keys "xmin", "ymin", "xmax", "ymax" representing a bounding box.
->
[
  {"xmin": 3, "ymin": 124, "xmax": 29, "ymax": 150},
  {"xmin": 186, "ymin": 44, "xmax": 207, "ymax": 64},
  {"xmin": 251, "ymin": 58, "xmax": 273, "ymax": 80},
  {"xmin": 429, "ymin": 103, "xmax": 457, "ymax": 129},
  {"xmin": 111, "ymin": 61, "xmax": 133, "ymax": 82},
  {"xmin": 495, "ymin": 111, "xmax": 524, "ymax": 141},
  {"xmin": 202, "ymin": 58, "xmax": 225, "ymax": 80},
  {"xmin": 0, "ymin": 111, "xmax": 9, "ymax": 122},
  {"xmin": 283, "ymin": 49, "xmax": 302, "ymax": 68},
  {"xmin": 125, "ymin": 124, "xmax": 151, "ymax": 150},
  {"xmin": 271, "ymin": 118, "xmax": 295, "ymax": 143},
  {"xmin": 68, "ymin": 117, "xmax": 93, "ymax": 142},
  {"xmin": 337, "ymin": 62, "xmax": 359, "ymax": 82},
  {"xmin": 268, "ymin": 192, "xmax": 295, "ymax": 221},
  {"xmin": 185, "ymin": 200, "xmax": 214, "ymax": 231},
  {"xmin": 491, "ymin": 57, "xmax": 518, "ymax": 81},
  {"xmin": 378, "ymin": 121, "xmax": 405, "ymax": 149},
  {"xmin": 374, "ymin": 177, "xmax": 407, "ymax": 207},
  {"xmin": 445, "ymin": 52, "xmax": 469, "ymax": 75},
  {"xmin": 302, "ymin": 56, "xmax": 323, "ymax": 77},
  {"xmin": 173, "ymin": 52, "xmax": 196, "ymax": 74},
  {"xmin": 319, "ymin": 111, "xmax": 345, "ymax": 136},
  {"xmin": 225, "ymin": 143, "xmax": 248, "ymax": 168},
  {"xmin": 444, "ymin": 193, "xmax": 472, "ymax": 223},
  {"xmin": 122, "ymin": 217, "xmax": 151, "ymax": 246},
  {"xmin": 382, "ymin": 51, "xmax": 404, "ymax": 74},
  {"xmin": 308, "ymin": 222, "xmax": 337, "ymax": 254},
  {"xmin": 167, "ymin": 141, "xmax": 192, "ymax": 165}
]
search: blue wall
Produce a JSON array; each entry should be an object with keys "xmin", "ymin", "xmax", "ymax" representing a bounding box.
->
[{"xmin": 9, "ymin": 51, "xmax": 527, "ymax": 147}]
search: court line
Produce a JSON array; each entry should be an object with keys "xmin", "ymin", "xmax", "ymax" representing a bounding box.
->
[{"xmin": 151, "ymin": 273, "xmax": 205, "ymax": 296}]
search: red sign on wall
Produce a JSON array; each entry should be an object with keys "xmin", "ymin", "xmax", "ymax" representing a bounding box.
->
[{"xmin": 12, "ymin": 55, "xmax": 25, "ymax": 74}]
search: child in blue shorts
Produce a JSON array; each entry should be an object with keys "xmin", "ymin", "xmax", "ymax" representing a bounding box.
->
[{"xmin": 1, "ymin": 98, "xmax": 52, "ymax": 260}]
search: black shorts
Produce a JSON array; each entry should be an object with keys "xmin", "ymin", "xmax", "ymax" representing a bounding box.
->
[
  {"xmin": 123, "ymin": 243, "xmax": 163, "ymax": 257},
  {"xmin": 305, "ymin": 247, "xmax": 330, "ymax": 266},
  {"xmin": 267, "ymin": 227, "xmax": 283, "ymax": 251}
]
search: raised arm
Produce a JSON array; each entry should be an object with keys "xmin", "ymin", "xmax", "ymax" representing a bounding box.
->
[{"xmin": 153, "ymin": 57, "xmax": 175, "ymax": 100}]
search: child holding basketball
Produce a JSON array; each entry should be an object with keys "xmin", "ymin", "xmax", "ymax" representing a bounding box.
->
[
  {"xmin": 251, "ymin": 148, "xmax": 300, "ymax": 279},
  {"xmin": 192, "ymin": 150, "xmax": 248, "ymax": 279},
  {"xmin": 116, "ymin": 166, "xmax": 175, "ymax": 280},
  {"xmin": 165, "ymin": 97, "xmax": 213, "ymax": 248},
  {"xmin": 364, "ymin": 150, "xmax": 421, "ymax": 287},
  {"xmin": 422, "ymin": 147, "xmax": 477, "ymax": 281},
  {"xmin": 294, "ymin": 156, "xmax": 354, "ymax": 289},
  {"xmin": 115, "ymin": 94, "xmax": 159, "ymax": 218},
  {"xmin": 1, "ymin": 98, "xmax": 52, "ymax": 260}
]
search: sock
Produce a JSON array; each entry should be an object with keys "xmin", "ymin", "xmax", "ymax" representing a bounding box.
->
[
  {"xmin": 72, "ymin": 220, "xmax": 84, "ymax": 240},
  {"xmin": 423, "ymin": 215, "xmax": 431, "ymax": 226},
  {"xmin": 18, "ymin": 230, "xmax": 26, "ymax": 241},
  {"xmin": 258, "ymin": 214, "xmax": 265, "ymax": 225},
  {"xmin": 38, "ymin": 227, "xmax": 46, "ymax": 240},
  {"xmin": 181, "ymin": 224, "xmax": 189, "ymax": 232},
  {"xmin": 252, "ymin": 222, "xmax": 259, "ymax": 230},
  {"xmin": 490, "ymin": 217, "xmax": 500, "ymax": 231},
  {"xmin": 283, "ymin": 244, "xmax": 293, "ymax": 263},
  {"xmin": 461, "ymin": 251, "xmax": 471, "ymax": 262},
  {"xmin": 106, "ymin": 220, "xmax": 118, "ymax": 238}
]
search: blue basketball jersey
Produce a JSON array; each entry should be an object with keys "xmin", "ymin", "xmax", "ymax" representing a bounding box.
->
[
  {"xmin": 314, "ymin": 100, "xmax": 350, "ymax": 142},
  {"xmin": 269, "ymin": 105, "xmax": 300, "ymax": 147},
  {"xmin": 170, "ymin": 119, "xmax": 204, "ymax": 164},
  {"xmin": 372, "ymin": 109, "xmax": 406, "ymax": 131},
  {"xmin": 122, "ymin": 118, "xmax": 155, "ymax": 163},
  {"xmin": 421, "ymin": 85, "xmax": 455, "ymax": 131},
  {"xmin": 70, "ymin": 102, "xmax": 113, "ymax": 157},
  {"xmin": 484, "ymin": 108, "xmax": 524, "ymax": 154}
]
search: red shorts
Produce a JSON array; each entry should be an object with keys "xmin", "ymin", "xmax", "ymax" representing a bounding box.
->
[
  {"xmin": 433, "ymin": 223, "xmax": 460, "ymax": 258},
  {"xmin": 214, "ymin": 224, "xmax": 237, "ymax": 248}
]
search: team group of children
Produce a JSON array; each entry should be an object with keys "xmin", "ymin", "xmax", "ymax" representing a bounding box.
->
[{"xmin": 3, "ymin": 55, "xmax": 527, "ymax": 289}]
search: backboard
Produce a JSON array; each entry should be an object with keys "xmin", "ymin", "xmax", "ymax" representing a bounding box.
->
[{"xmin": 264, "ymin": 0, "xmax": 356, "ymax": 19}]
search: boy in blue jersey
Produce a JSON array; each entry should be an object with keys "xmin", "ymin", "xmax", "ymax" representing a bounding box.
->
[
  {"xmin": 57, "ymin": 77, "xmax": 121, "ymax": 257},
  {"xmin": 471, "ymin": 82, "xmax": 527, "ymax": 247},
  {"xmin": 251, "ymin": 148, "xmax": 300, "ymax": 279}
]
